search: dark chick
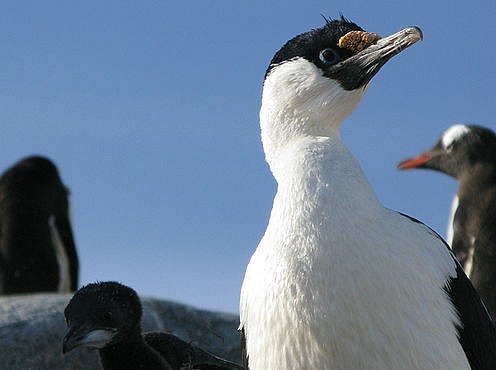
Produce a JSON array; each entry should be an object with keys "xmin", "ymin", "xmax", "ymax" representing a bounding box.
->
[{"xmin": 63, "ymin": 281, "xmax": 243, "ymax": 370}]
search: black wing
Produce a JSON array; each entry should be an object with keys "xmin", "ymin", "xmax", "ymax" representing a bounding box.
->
[
  {"xmin": 144, "ymin": 332, "xmax": 243, "ymax": 370},
  {"xmin": 240, "ymin": 328, "xmax": 249, "ymax": 370},
  {"xmin": 399, "ymin": 212, "xmax": 496, "ymax": 370}
]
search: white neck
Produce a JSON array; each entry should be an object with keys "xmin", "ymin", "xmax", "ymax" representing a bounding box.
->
[
  {"xmin": 260, "ymin": 58, "xmax": 365, "ymax": 176},
  {"xmin": 270, "ymin": 134, "xmax": 380, "ymax": 220},
  {"xmin": 255, "ymin": 134, "xmax": 384, "ymax": 275}
]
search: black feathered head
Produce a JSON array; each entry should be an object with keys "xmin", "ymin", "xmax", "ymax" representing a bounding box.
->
[{"xmin": 63, "ymin": 281, "xmax": 143, "ymax": 353}]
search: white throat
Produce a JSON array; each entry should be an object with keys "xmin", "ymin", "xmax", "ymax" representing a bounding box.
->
[{"xmin": 260, "ymin": 58, "xmax": 365, "ymax": 178}]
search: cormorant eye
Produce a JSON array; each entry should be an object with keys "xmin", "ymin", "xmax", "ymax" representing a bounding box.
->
[{"xmin": 319, "ymin": 48, "xmax": 340, "ymax": 65}]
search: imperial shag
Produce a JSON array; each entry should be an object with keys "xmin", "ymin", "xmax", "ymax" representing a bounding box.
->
[{"xmin": 240, "ymin": 17, "xmax": 496, "ymax": 370}]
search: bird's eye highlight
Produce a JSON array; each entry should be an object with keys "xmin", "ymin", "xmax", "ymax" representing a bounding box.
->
[
  {"xmin": 103, "ymin": 311, "xmax": 113, "ymax": 322},
  {"xmin": 319, "ymin": 48, "xmax": 340, "ymax": 65}
]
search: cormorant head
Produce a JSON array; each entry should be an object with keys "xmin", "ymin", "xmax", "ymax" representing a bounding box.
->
[
  {"xmin": 398, "ymin": 124, "xmax": 496, "ymax": 179},
  {"xmin": 260, "ymin": 16, "xmax": 422, "ymax": 170},
  {"xmin": 62, "ymin": 281, "xmax": 143, "ymax": 354}
]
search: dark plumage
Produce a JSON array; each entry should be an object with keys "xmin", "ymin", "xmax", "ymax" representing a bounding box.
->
[
  {"xmin": 0, "ymin": 155, "xmax": 78, "ymax": 294},
  {"xmin": 63, "ymin": 281, "xmax": 243, "ymax": 370},
  {"xmin": 266, "ymin": 16, "xmax": 363, "ymax": 78},
  {"xmin": 398, "ymin": 124, "xmax": 496, "ymax": 318}
]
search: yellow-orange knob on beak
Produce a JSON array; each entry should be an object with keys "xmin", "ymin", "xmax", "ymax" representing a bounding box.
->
[{"xmin": 338, "ymin": 31, "xmax": 381, "ymax": 53}]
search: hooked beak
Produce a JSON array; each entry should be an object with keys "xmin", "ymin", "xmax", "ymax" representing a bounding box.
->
[
  {"xmin": 62, "ymin": 324, "xmax": 117, "ymax": 354},
  {"xmin": 328, "ymin": 26, "xmax": 423, "ymax": 90},
  {"xmin": 397, "ymin": 152, "xmax": 432, "ymax": 170}
]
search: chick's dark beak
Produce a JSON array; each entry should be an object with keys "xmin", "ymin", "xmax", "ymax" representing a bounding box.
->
[
  {"xmin": 62, "ymin": 324, "xmax": 82, "ymax": 354},
  {"xmin": 62, "ymin": 323, "xmax": 117, "ymax": 354}
]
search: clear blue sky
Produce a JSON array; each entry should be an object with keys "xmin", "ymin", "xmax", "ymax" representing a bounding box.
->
[{"xmin": 1, "ymin": 1, "xmax": 494, "ymax": 313}]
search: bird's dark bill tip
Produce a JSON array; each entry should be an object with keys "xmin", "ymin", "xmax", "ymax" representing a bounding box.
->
[{"xmin": 397, "ymin": 154, "xmax": 430, "ymax": 170}]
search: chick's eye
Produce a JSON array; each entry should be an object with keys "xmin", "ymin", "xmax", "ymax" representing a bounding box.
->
[
  {"xmin": 103, "ymin": 311, "xmax": 113, "ymax": 321},
  {"xmin": 319, "ymin": 48, "xmax": 340, "ymax": 65}
]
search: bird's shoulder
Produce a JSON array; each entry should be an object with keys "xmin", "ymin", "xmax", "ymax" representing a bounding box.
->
[
  {"xmin": 143, "ymin": 331, "xmax": 243, "ymax": 370},
  {"xmin": 143, "ymin": 332, "xmax": 193, "ymax": 369}
]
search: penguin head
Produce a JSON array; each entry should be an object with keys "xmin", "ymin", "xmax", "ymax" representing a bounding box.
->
[{"xmin": 398, "ymin": 124, "xmax": 496, "ymax": 178}]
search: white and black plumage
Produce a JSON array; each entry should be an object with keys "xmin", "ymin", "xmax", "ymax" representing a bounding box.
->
[
  {"xmin": 62, "ymin": 281, "xmax": 243, "ymax": 370},
  {"xmin": 0, "ymin": 155, "xmax": 78, "ymax": 294},
  {"xmin": 398, "ymin": 124, "xmax": 496, "ymax": 318},
  {"xmin": 239, "ymin": 17, "xmax": 496, "ymax": 370}
]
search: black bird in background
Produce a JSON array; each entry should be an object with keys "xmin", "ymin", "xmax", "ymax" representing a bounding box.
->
[
  {"xmin": 0, "ymin": 155, "xmax": 78, "ymax": 294},
  {"xmin": 62, "ymin": 281, "xmax": 244, "ymax": 370},
  {"xmin": 398, "ymin": 124, "xmax": 496, "ymax": 318}
]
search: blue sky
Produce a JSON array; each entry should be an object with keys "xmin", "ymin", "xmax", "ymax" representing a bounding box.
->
[{"xmin": 1, "ymin": 1, "xmax": 494, "ymax": 313}]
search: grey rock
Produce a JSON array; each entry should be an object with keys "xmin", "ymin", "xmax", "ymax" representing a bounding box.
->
[{"xmin": 0, "ymin": 294, "xmax": 241, "ymax": 370}]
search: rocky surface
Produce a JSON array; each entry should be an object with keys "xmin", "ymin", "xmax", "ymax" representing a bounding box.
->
[{"xmin": 0, "ymin": 293, "xmax": 241, "ymax": 370}]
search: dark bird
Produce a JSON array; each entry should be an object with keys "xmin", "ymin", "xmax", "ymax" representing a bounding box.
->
[
  {"xmin": 398, "ymin": 124, "xmax": 496, "ymax": 318},
  {"xmin": 239, "ymin": 17, "xmax": 496, "ymax": 370},
  {"xmin": 63, "ymin": 281, "xmax": 244, "ymax": 370},
  {"xmin": 0, "ymin": 155, "xmax": 78, "ymax": 294}
]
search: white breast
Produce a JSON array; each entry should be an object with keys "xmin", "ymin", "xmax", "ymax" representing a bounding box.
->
[
  {"xmin": 48, "ymin": 214, "xmax": 71, "ymax": 293},
  {"xmin": 464, "ymin": 241, "xmax": 476, "ymax": 277},
  {"xmin": 446, "ymin": 195, "xmax": 458, "ymax": 247},
  {"xmin": 446, "ymin": 195, "xmax": 475, "ymax": 277},
  {"xmin": 240, "ymin": 137, "xmax": 470, "ymax": 370}
]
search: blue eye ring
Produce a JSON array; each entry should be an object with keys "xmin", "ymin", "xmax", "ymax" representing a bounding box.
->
[{"xmin": 319, "ymin": 48, "xmax": 340, "ymax": 64}]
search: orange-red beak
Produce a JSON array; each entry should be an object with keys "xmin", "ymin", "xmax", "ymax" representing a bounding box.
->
[{"xmin": 397, "ymin": 153, "xmax": 431, "ymax": 170}]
